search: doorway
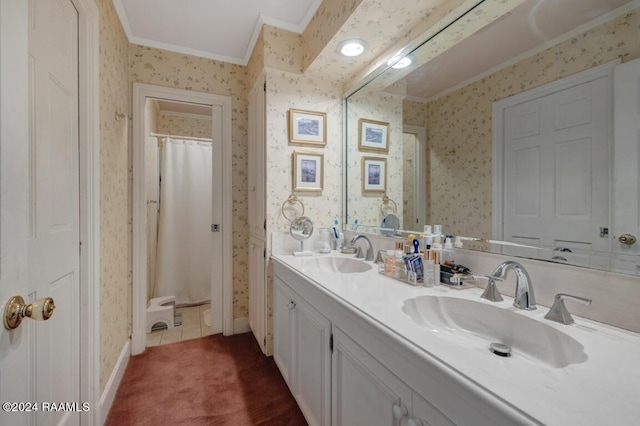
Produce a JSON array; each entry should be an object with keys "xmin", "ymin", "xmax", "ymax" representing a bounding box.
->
[
  {"xmin": 146, "ymin": 100, "xmax": 215, "ymax": 346},
  {"xmin": 402, "ymin": 125, "xmax": 427, "ymax": 230},
  {"xmin": 132, "ymin": 84, "xmax": 233, "ymax": 355}
]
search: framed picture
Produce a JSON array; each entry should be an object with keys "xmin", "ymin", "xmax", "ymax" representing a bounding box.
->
[
  {"xmin": 362, "ymin": 157, "xmax": 387, "ymax": 194},
  {"xmin": 292, "ymin": 151, "xmax": 324, "ymax": 192},
  {"xmin": 358, "ymin": 118, "xmax": 389, "ymax": 153},
  {"xmin": 288, "ymin": 108, "xmax": 327, "ymax": 146}
]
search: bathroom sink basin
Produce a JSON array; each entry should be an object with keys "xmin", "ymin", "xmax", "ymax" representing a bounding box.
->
[
  {"xmin": 305, "ymin": 256, "xmax": 372, "ymax": 274},
  {"xmin": 402, "ymin": 296, "xmax": 587, "ymax": 368}
]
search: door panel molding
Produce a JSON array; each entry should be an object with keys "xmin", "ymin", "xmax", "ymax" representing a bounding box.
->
[{"xmin": 493, "ymin": 60, "xmax": 618, "ymax": 241}]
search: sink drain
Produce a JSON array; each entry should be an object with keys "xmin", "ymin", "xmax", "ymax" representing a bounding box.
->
[{"xmin": 489, "ymin": 342, "xmax": 512, "ymax": 357}]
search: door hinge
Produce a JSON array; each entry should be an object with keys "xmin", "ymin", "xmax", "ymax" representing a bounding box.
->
[
  {"xmin": 330, "ymin": 334, "xmax": 333, "ymax": 353},
  {"xmin": 212, "ymin": 224, "xmax": 220, "ymax": 232},
  {"xmin": 263, "ymin": 336, "xmax": 267, "ymax": 348},
  {"xmin": 263, "ymin": 219, "xmax": 266, "ymax": 230},
  {"xmin": 263, "ymin": 81, "xmax": 266, "ymax": 92},
  {"xmin": 263, "ymin": 249, "xmax": 266, "ymax": 258}
]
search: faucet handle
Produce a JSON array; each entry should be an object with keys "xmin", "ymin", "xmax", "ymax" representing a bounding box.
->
[
  {"xmin": 544, "ymin": 293, "xmax": 592, "ymax": 325},
  {"xmin": 480, "ymin": 276, "xmax": 504, "ymax": 302}
]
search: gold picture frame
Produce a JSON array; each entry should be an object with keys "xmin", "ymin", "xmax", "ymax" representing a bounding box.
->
[
  {"xmin": 358, "ymin": 118, "xmax": 389, "ymax": 153},
  {"xmin": 288, "ymin": 108, "xmax": 327, "ymax": 146},
  {"xmin": 361, "ymin": 157, "xmax": 387, "ymax": 194},
  {"xmin": 292, "ymin": 151, "xmax": 324, "ymax": 192}
]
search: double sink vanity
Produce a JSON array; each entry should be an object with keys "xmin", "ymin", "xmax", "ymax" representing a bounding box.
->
[{"xmin": 272, "ymin": 249, "xmax": 640, "ymax": 425}]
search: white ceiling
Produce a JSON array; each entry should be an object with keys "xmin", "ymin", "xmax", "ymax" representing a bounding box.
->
[
  {"xmin": 113, "ymin": 0, "xmax": 322, "ymax": 65},
  {"xmin": 404, "ymin": 0, "xmax": 632, "ymax": 100}
]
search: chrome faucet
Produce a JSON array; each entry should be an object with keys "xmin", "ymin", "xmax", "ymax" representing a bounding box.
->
[
  {"xmin": 482, "ymin": 261, "xmax": 536, "ymax": 310},
  {"xmin": 349, "ymin": 235, "xmax": 374, "ymax": 261}
]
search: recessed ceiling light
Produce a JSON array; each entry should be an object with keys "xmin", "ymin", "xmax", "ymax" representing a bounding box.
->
[
  {"xmin": 388, "ymin": 54, "xmax": 416, "ymax": 69},
  {"xmin": 338, "ymin": 39, "xmax": 368, "ymax": 57}
]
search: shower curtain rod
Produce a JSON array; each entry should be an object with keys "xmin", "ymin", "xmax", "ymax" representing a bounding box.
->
[{"xmin": 150, "ymin": 132, "xmax": 212, "ymax": 143}]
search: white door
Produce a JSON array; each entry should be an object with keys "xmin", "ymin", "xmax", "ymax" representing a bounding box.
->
[
  {"xmin": 502, "ymin": 74, "xmax": 611, "ymax": 259},
  {"xmin": 30, "ymin": 0, "xmax": 81, "ymax": 423},
  {"xmin": 0, "ymin": 0, "xmax": 32, "ymax": 423},
  {"xmin": 248, "ymin": 76, "xmax": 267, "ymax": 352},
  {"xmin": 0, "ymin": 0, "xmax": 81, "ymax": 423},
  {"xmin": 613, "ymin": 58, "xmax": 640, "ymax": 274}
]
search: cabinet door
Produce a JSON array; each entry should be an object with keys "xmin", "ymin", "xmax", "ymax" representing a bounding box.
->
[
  {"xmin": 411, "ymin": 392, "xmax": 454, "ymax": 426},
  {"xmin": 248, "ymin": 237, "xmax": 266, "ymax": 353},
  {"xmin": 332, "ymin": 328, "xmax": 412, "ymax": 426},
  {"xmin": 294, "ymin": 296, "xmax": 332, "ymax": 426},
  {"xmin": 273, "ymin": 277, "xmax": 295, "ymax": 388}
]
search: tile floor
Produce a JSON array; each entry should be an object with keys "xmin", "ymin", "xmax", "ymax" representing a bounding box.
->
[{"xmin": 146, "ymin": 303, "xmax": 211, "ymax": 347}]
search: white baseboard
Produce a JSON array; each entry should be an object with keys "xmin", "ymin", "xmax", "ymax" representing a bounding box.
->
[
  {"xmin": 233, "ymin": 317, "xmax": 250, "ymax": 334},
  {"xmin": 98, "ymin": 339, "xmax": 131, "ymax": 425}
]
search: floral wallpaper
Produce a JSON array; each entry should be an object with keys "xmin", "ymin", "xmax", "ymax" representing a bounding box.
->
[
  {"xmin": 96, "ymin": 0, "xmax": 130, "ymax": 393},
  {"xmin": 346, "ymin": 89, "xmax": 404, "ymax": 228},
  {"xmin": 157, "ymin": 112, "xmax": 212, "ymax": 139},
  {"xmin": 423, "ymin": 6, "xmax": 640, "ymax": 239},
  {"xmin": 129, "ymin": 44, "xmax": 250, "ymax": 320},
  {"xmin": 264, "ymin": 25, "xmax": 303, "ymax": 74}
]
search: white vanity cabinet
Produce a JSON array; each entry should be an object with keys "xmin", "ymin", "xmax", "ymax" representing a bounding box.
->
[
  {"xmin": 273, "ymin": 261, "xmax": 455, "ymax": 426},
  {"xmin": 332, "ymin": 327, "xmax": 452, "ymax": 426},
  {"xmin": 273, "ymin": 276, "xmax": 332, "ymax": 426}
]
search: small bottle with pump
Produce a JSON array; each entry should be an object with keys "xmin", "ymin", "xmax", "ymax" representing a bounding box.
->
[
  {"xmin": 432, "ymin": 225, "xmax": 443, "ymax": 257},
  {"xmin": 443, "ymin": 237, "xmax": 455, "ymax": 265}
]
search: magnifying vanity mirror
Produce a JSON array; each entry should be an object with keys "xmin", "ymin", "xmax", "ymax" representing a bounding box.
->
[
  {"xmin": 290, "ymin": 216, "xmax": 314, "ymax": 255},
  {"xmin": 344, "ymin": 0, "xmax": 640, "ymax": 275}
]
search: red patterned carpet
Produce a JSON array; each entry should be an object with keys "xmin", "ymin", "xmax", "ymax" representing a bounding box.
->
[{"xmin": 105, "ymin": 333, "xmax": 307, "ymax": 426}]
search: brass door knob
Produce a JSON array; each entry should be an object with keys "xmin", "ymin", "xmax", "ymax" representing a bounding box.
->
[
  {"xmin": 618, "ymin": 233, "xmax": 637, "ymax": 245},
  {"xmin": 3, "ymin": 296, "xmax": 56, "ymax": 330}
]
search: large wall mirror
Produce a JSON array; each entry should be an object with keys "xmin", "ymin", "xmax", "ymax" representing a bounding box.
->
[{"xmin": 345, "ymin": 0, "xmax": 640, "ymax": 275}]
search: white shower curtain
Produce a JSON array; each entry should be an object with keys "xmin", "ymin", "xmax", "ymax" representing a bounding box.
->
[{"xmin": 154, "ymin": 138, "xmax": 212, "ymax": 305}]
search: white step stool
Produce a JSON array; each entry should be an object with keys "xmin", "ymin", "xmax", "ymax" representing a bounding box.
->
[{"xmin": 147, "ymin": 295, "xmax": 175, "ymax": 333}]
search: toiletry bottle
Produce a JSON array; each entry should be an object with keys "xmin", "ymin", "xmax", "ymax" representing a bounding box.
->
[
  {"xmin": 443, "ymin": 237, "xmax": 455, "ymax": 265},
  {"xmin": 425, "ymin": 259, "xmax": 435, "ymax": 287},
  {"xmin": 433, "ymin": 224, "xmax": 442, "ymax": 248},
  {"xmin": 395, "ymin": 251, "xmax": 404, "ymax": 279},
  {"xmin": 384, "ymin": 250, "xmax": 396, "ymax": 275},
  {"xmin": 454, "ymin": 235, "xmax": 463, "ymax": 249}
]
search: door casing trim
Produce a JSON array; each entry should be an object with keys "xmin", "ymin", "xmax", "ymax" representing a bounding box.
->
[{"xmin": 131, "ymin": 83, "xmax": 234, "ymax": 356}]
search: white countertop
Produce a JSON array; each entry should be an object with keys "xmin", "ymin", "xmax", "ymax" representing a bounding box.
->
[{"xmin": 272, "ymin": 251, "xmax": 640, "ymax": 426}]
